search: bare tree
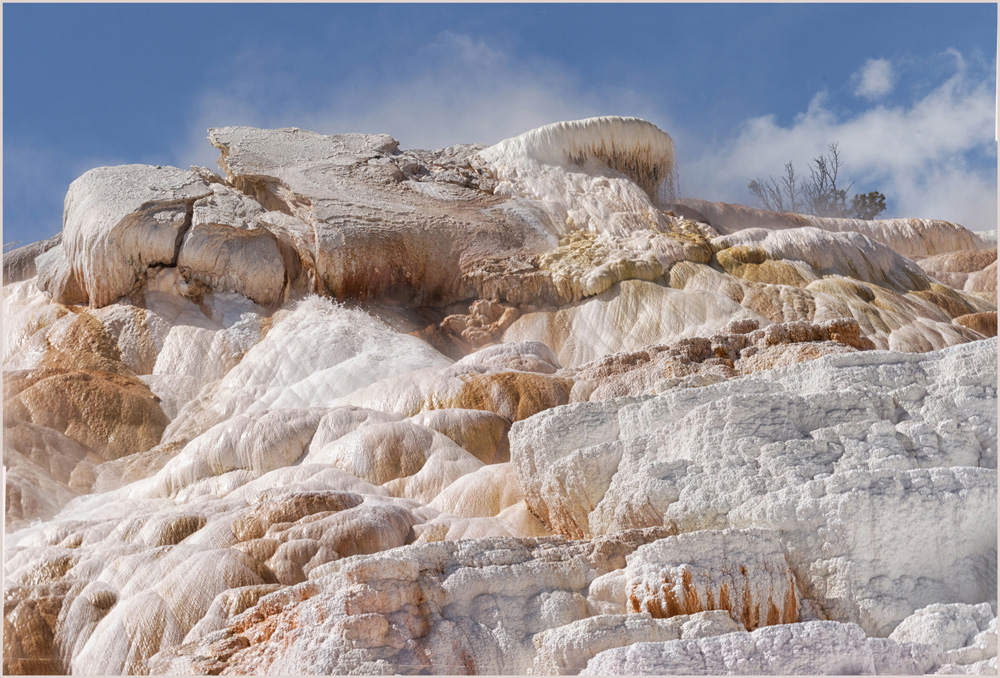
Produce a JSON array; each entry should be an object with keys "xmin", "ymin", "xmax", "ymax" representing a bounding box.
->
[
  {"xmin": 748, "ymin": 142, "xmax": 886, "ymax": 220},
  {"xmin": 748, "ymin": 161, "xmax": 802, "ymax": 213},
  {"xmin": 803, "ymin": 143, "xmax": 852, "ymax": 217}
]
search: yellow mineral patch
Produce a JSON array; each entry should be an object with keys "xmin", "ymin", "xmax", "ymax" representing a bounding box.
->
[
  {"xmin": 715, "ymin": 246, "xmax": 818, "ymax": 287},
  {"xmin": 809, "ymin": 277, "xmax": 876, "ymax": 303},
  {"xmin": 538, "ymin": 231, "xmax": 663, "ymax": 301},
  {"xmin": 717, "ymin": 245, "xmax": 768, "ymax": 267}
]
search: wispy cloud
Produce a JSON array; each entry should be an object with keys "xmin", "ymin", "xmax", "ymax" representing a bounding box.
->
[
  {"xmin": 684, "ymin": 50, "xmax": 997, "ymax": 231},
  {"xmin": 852, "ymin": 58, "xmax": 895, "ymax": 100},
  {"xmin": 175, "ymin": 32, "xmax": 667, "ymax": 170}
]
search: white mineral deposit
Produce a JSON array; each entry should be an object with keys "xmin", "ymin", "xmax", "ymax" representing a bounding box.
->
[{"xmin": 3, "ymin": 116, "xmax": 996, "ymax": 676}]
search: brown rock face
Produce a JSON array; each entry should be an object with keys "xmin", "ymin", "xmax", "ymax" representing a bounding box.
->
[
  {"xmin": 5, "ymin": 369, "xmax": 168, "ymax": 462},
  {"xmin": 954, "ymin": 312, "xmax": 998, "ymax": 338}
]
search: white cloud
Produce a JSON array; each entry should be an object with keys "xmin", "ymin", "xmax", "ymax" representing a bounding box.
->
[
  {"xmin": 852, "ymin": 58, "xmax": 895, "ymax": 100},
  {"xmin": 684, "ymin": 52, "xmax": 997, "ymax": 231},
  {"xmin": 174, "ymin": 32, "xmax": 669, "ymax": 171}
]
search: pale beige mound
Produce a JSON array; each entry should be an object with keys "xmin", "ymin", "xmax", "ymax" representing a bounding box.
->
[
  {"xmin": 231, "ymin": 492, "xmax": 418, "ymax": 585},
  {"xmin": 918, "ymin": 248, "xmax": 996, "ymax": 275},
  {"xmin": 917, "ymin": 248, "xmax": 997, "ymax": 305},
  {"xmin": 968, "ymin": 260, "xmax": 998, "ymax": 303},
  {"xmin": 306, "ymin": 420, "xmax": 484, "ymax": 503},
  {"xmin": 5, "ymin": 371, "xmax": 167, "ymax": 462},
  {"xmin": 409, "ymin": 408, "xmax": 512, "ymax": 463}
]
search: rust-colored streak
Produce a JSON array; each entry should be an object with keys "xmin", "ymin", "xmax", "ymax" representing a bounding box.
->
[
  {"xmin": 629, "ymin": 585, "xmax": 643, "ymax": 613},
  {"xmin": 718, "ymin": 584, "xmax": 731, "ymax": 613},
  {"xmin": 663, "ymin": 579, "xmax": 683, "ymax": 617},
  {"xmin": 680, "ymin": 569, "xmax": 701, "ymax": 614},
  {"xmin": 741, "ymin": 582, "xmax": 758, "ymax": 630},
  {"xmin": 645, "ymin": 584, "xmax": 666, "ymax": 618},
  {"xmin": 460, "ymin": 650, "xmax": 477, "ymax": 675},
  {"xmin": 766, "ymin": 598, "xmax": 780, "ymax": 626},
  {"xmin": 783, "ymin": 575, "xmax": 799, "ymax": 623}
]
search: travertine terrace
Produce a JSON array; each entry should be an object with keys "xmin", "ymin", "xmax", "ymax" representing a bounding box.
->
[{"xmin": 2, "ymin": 116, "xmax": 996, "ymax": 675}]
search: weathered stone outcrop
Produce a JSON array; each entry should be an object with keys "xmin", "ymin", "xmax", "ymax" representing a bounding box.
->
[{"xmin": 53, "ymin": 165, "xmax": 215, "ymax": 307}]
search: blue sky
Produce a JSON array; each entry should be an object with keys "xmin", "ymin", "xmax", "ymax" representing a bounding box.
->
[{"xmin": 4, "ymin": 3, "xmax": 997, "ymax": 247}]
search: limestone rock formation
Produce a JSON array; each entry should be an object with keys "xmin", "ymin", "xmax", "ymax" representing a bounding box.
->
[{"xmin": 3, "ymin": 116, "xmax": 996, "ymax": 675}]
